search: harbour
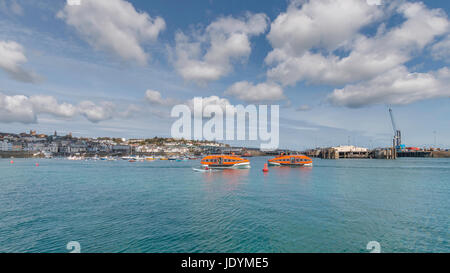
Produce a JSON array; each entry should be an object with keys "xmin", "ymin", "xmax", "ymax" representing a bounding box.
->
[
  {"xmin": 0, "ymin": 0, "xmax": 449, "ymax": 259},
  {"xmin": 1, "ymin": 157, "xmax": 449, "ymax": 253}
]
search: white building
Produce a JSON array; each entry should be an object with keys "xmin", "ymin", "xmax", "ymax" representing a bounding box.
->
[
  {"xmin": 26, "ymin": 143, "xmax": 46, "ymax": 151},
  {"xmin": 112, "ymin": 145, "xmax": 130, "ymax": 152},
  {"xmin": 68, "ymin": 144, "xmax": 87, "ymax": 153},
  {"xmin": 45, "ymin": 143, "xmax": 59, "ymax": 153},
  {"xmin": 332, "ymin": 145, "xmax": 368, "ymax": 153},
  {"xmin": 137, "ymin": 145, "xmax": 163, "ymax": 153},
  {"xmin": 0, "ymin": 141, "xmax": 12, "ymax": 151},
  {"xmin": 165, "ymin": 146, "xmax": 190, "ymax": 154}
]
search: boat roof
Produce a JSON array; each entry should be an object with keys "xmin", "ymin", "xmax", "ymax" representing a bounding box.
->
[
  {"xmin": 203, "ymin": 155, "xmax": 244, "ymax": 158},
  {"xmin": 271, "ymin": 154, "xmax": 311, "ymax": 159}
]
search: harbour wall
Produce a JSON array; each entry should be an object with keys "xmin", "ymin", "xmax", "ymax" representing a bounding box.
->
[
  {"xmin": 430, "ymin": 151, "xmax": 450, "ymax": 158},
  {"xmin": 0, "ymin": 151, "xmax": 35, "ymax": 158}
]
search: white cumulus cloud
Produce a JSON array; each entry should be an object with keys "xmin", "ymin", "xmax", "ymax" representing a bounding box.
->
[
  {"xmin": 266, "ymin": 1, "xmax": 449, "ymax": 86},
  {"xmin": 172, "ymin": 13, "xmax": 269, "ymax": 84},
  {"xmin": 187, "ymin": 96, "xmax": 236, "ymax": 117},
  {"xmin": 327, "ymin": 66, "xmax": 450, "ymax": 107},
  {"xmin": 432, "ymin": 35, "xmax": 450, "ymax": 62},
  {"xmin": 0, "ymin": 40, "xmax": 41, "ymax": 83},
  {"xmin": 145, "ymin": 89, "xmax": 179, "ymax": 106},
  {"xmin": 267, "ymin": 0, "xmax": 383, "ymax": 57},
  {"xmin": 77, "ymin": 101, "xmax": 115, "ymax": 123},
  {"xmin": 0, "ymin": 92, "xmax": 135, "ymax": 124},
  {"xmin": 29, "ymin": 95, "xmax": 78, "ymax": 118},
  {"xmin": 57, "ymin": 0, "xmax": 166, "ymax": 65},
  {"xmin": 0, "ymin": 93, "xmax": 36, "ymax": 123}
]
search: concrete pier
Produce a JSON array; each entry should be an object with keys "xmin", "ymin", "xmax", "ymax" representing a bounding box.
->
[{"xmin": 305, "ymin": 146, "xmax": 397, "ymax": 160}]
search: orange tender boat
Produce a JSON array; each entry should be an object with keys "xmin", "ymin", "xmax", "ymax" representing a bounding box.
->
[
  {"xmin": 268, "ymin": 155, "xmax": 313, "ymax": 167},
  {"xmin": 201, "ymin": 155, "xmax": 251, "ymax": 169}
]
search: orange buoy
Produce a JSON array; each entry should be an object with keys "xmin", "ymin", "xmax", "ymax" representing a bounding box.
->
[{"xmin": 262, "ymin": 163, "xmax": 269, "ymax": 172}]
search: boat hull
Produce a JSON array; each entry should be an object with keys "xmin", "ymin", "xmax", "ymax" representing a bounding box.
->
[
  {"xmin": 202, "ymin": 162, "xmax": 251, "ymax": 169},
  {"xmin": 268, "ymin": 161, "xmax": 313, "ymax": 167}
]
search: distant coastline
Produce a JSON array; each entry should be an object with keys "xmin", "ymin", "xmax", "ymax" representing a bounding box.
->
[
  {"xmin": 1, "ymin": 130, "xmax": 449, "ymax": 159},
  {"xmin": 0, "ymin": 130, "xmax": 283, "ymax": 159}
]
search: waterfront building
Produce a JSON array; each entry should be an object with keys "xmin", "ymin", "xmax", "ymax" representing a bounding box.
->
[
  {"xmin": 12, "ymin": 144, "xmax": 23, "ymax": 151},
  {"xmin": 332, "ymin": 145, "xmax": 369, "ymax": 153},
  {"xmin": 68, "ymin": 144, "xmax": 87, "ymax": 153},
  {"xmin": 0, "ymin": 141, "xmax": 12, "ymax": 152},
  {"xmin": 45, "ymin": 143, "xmax": 59, "ymax": 154},
  {"xmin": 112, "ymin": 145, "xmax": 131, "ymax": 153},
  {"xmin": 26, "ymin": 143, "xmax": 45, "ymax": 152}
]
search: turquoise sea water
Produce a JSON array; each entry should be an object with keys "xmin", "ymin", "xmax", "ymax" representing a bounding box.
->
[{"xmin": 0, "ymin": 157, "xmax": 448, "ymax": 253}]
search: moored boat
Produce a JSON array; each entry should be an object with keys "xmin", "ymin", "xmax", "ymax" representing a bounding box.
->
[
  {"xmin": 67, "ymin": 155, "xmax": 84, "ymax": 161},
  {"xmin": 268, "ymin": 155, "xmax": 313, "ymax": 167},
  {"xmin": 201, "ymin": 155, "xmax": 250, "ymax": 169}
]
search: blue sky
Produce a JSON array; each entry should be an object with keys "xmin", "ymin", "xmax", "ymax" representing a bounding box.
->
[{"xmin": 0, "ymin": 0, "xmax": 449, "ymax": 150}]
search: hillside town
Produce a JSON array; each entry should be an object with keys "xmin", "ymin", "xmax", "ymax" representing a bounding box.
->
[{"xmin": 0, "ymin": 130, "xmax": 236, "ymax": 158}]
